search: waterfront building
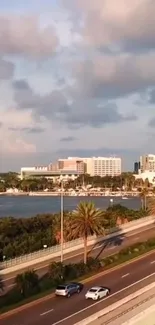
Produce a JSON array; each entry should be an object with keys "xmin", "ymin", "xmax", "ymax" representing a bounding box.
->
[
  {"xmin": 85, "ymin": 157, "xmax": 121, "ymax": 177},
  {"xmin": 140, "ymin": 154, "xmax": 155, "ymax": 173},
  {"xmin": 134, "ymin": 171, "xmax": 155, "ymax": 185},
  {"xmin": 21, "ymin": 156, "xmax": 122, "ymax": 180},
  {"xmin": 134, "ymin": 161, "xmax": 140, "ymax": 174},
  {"xmin": 20, "ymin": 166, "xmax": 81, "ymax": 181},
  {"xmin": 58, "ymin": 157, "xmax": 85, "ymax": 174}
]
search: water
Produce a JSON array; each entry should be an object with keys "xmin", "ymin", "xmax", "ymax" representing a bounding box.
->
[{"xmin": 0, "ymin": 195, "xmax": 141, "ymax": 218}]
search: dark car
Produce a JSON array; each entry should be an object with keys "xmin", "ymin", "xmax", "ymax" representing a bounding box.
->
[{"xmin": 55, "ymin": 282, "xmax": 83, "ymax": 298}]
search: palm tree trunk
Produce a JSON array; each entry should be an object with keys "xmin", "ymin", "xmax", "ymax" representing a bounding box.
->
[
  {"xmin": 84, "ymin": 235, "xmax": 87, "ymax": 264},
  {"xmin": 144, "ymin": 195, "xmax": 147, "ymax": 210},
  {"xmin": 141, "ymin": 198, "xmax": 144, "ymax": 209}
]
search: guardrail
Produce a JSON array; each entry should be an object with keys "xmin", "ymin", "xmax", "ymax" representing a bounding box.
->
[
  {"xmin": 74, "ymin": 280, "xmax": 155, "ymax": 325},
  {"xmin": 0, "ymin": 215, "xmax": 155, "ymax": 272}
]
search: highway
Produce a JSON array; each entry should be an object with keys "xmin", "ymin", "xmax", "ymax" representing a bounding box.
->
[
  {"xmin": 1, "ymin": 250, "xmax": 155, "ymax": 325},
  {"xmin": 2, "ymin": 223, "xmax": 155, "ymax": 291}
]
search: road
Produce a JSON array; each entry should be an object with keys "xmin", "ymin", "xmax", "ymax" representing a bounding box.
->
[
  {"xmin": 1, "ymin": 250, "xmax": 155, "ymax": 325},
  {"xmin": 2, "ymin": 223, "xmax": 155, "ymax": 291}
]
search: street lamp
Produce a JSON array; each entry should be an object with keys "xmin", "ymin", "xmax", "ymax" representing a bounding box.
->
[{"xmin": 60, "ymin": 180, "xmax": 64, "ymax": 263}]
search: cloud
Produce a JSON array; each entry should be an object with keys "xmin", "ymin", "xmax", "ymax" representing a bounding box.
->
[
  {"xmin": 148, "ymin": 88, "xmax": 155, "ymax": 104},
  {"xmin": 0, "ymin": 15, "xmax": 58, "ymax": 57},
  {"xmin": 60, "ymin": 136, "xmax": 77, "ymax": 142},
  {"xmin": 0, "ymin": 58, "xmax": 14, "ymax": 79},
  {"xmin": 59, "ymin": 101, "xmax": 137, "ymax": 128},
  {"xmin": 148, "ymin": 117, "xmax": 155, "ymax": 128},
  {"xmin": 13, "ymin": 79, "xmax": 68, "ymax": 119},
  {"xmin": 12, "ymin": 79, "xmax": 137, "ymax": 129},
  {"xmin": 66, "ymin": 0, "xmax": 155, "ymax": 53},
  {"xmin": 72, "ymin": 53, "xmax": 155, "ymax": 100},
  {"xmin": 8, "ymin": 126, "xmax": 45, "ymax": 133}
]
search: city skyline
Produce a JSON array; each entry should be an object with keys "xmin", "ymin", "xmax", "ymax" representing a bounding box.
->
[{"xmin": 0, "ymin": 0, "xmax": 155, "ymax": 171}]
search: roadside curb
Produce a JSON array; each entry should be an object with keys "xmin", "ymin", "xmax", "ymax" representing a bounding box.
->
[{"xmin": 0, "ymin": 248, "xmax": 155, "ymax": 320}]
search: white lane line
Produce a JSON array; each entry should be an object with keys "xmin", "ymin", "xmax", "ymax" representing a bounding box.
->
[
  {"xmin": 7, "ymin": 284, "xmax": 15, "ymax": 288},
  {"xmin": 133, "ymin": 237, "xmax": 139, "ymax": 240},
  {"xmin": 51, "ymin": 271, "xmax": 155, "ymax": 325},
  {"xmin": 150, "ymin": 260, "xmax": 155, "ymax": 264},
  {"xmin": 121, "ymin": 273, "xmax": 129, "ymax": 278},
  {"xmin": 3, "ymin": 224, "xmax": 155, "ymax": 282},
  {"xmin": 40, "ymin": 308, "xmax": 54, "ymax": 316}
]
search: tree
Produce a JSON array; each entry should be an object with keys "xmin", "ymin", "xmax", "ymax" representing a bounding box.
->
[
  {"xmin": 0, "ymin": 276, "xmax": 4, "ymax": 293},
  {"xmin": 15, "ymin": 270, "xmax": 39, "ymax": 297},
  {"xmin": 48, "ymin": 262, "xmax": 64, "ymax": 284},
  {"xmin": 140, "ymin": 188, "xmax": 148, "ymax": 210},
  {"xmin": 147, "ymin": 197, "xmax": 155, "ymax": 215},
  {"xmin": 70, "ymin": 201, "xmax": 105, "ymax": 264}
]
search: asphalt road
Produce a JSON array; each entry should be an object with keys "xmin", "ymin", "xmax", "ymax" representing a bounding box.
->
[
  {"xmin": 1, "ymin": 251, "xmax": 155, "ymax": 325},
  {"xmin": 2, "ymin": 223, "xmax": 155, "ymax": 291}
]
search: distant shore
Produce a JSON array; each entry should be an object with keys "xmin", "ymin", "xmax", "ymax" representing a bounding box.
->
[{"xmin": 0, "ymin": 191, "xmax": 140, "ymax": 197}]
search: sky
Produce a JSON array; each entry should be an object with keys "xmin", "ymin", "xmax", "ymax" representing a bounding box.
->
[{"xmin": 0, "ymin": 0, "xmax": 155, "ymax": 171}]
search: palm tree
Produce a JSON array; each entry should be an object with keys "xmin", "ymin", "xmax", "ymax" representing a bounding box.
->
[
  {"xmin": 15, "ymin": 273, "xmax": 25, "ymax": 295},
  {"xmin": 15, "ymin": 270, "xmax": 39, "ymax": 297},
  {"xmin": 140, "ymin": 188, "xmax": 148, "ymax": 210},
  {"xmin": 147, "ymin": 197, "xmax": 155, "ymax": 215},
  {"xmin": 70, "ymin": 201, "xmax": 105, "ymax": 264},
  {"xmin": 0, "ymin": 276, "xmax": 4, "ymax": 293}
]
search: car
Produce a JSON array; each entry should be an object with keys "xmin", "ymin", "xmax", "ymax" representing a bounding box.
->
[
  {"xmin": 85, "ymin": 286, "xmax": 110, "ymax": 300},
  {"xmin": 55, "ymin": 282, "xmax": 83, "ymax": 298}
]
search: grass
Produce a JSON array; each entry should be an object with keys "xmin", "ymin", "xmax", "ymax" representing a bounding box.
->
[{"xmin": 1, "ymin": 243, "xmax": 155, "ymax": 315}]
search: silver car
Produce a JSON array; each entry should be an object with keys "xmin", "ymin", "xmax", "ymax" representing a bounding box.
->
[{"xmin": 55, "ymin": 283, "xmax": 82, "ymax": 298}]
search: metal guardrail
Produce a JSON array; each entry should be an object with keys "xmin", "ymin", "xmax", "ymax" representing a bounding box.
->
[{"xmin": 1, "ymin": 215, "xmax": 155, "ymax": 269}]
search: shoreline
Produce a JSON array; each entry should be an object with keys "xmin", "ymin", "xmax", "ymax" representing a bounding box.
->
[{"xmin": 0, "ymin": 191, "xmax": 140, "ymax": 197}]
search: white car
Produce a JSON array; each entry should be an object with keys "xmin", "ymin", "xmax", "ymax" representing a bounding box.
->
[{"xmin": 85, "ymin": 286, "xmax": 110, "ymax": 300}]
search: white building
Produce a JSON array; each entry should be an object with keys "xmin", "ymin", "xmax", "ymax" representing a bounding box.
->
[
  {"xmin": 86, "ymin": 157, "xmax": 121, "ymax": 177},
  {"xmin": 140, "ymin": 154, "xmax": 155, "ymax": 173},
  {"xmin": 135, "ymin": 171, "xmax": 155, "ymax": 185},
  {"xmin": 21, "ymin": 156, "xmax": 122, "ymax": 180},
  {"xmin": 20, "ymin": 166, "xmax": 80, "ymax": 181}
]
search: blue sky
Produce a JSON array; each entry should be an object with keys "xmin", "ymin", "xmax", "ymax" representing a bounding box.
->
[{"xmin": 0, "ymin": 0, "xmax": 155, "ymax": 171}]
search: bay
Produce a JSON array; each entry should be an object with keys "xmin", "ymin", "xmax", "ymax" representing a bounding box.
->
[{"xmin": 0, "ymin": 195, "xmax": 141, "ymax": 218}]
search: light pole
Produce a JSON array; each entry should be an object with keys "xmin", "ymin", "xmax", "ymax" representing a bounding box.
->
[{"xmin": 60, "ymin": 180, "xmax": 64, "ymax": 263}]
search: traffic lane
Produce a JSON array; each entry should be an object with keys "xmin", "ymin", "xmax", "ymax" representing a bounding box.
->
[
  {"xmin": 2, "ymin": 251, "xmax": 155, "ymax": 325},
  {"xmin": 3, "ymin": 224, "xmax": 155, "ymax": 290},
  {"xmin": 66, "ymin": 272, "xmax": 155, "ymax": 325},
  {"xmin": 36, "ymin": 251, "xmax": 155, "ymax": 325}
]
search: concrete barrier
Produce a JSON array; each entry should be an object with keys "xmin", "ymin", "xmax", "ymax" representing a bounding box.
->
[
  {"xmin": 74, "ymin": 282, "xmax": 155, "ymax": 325},
  {"xmin": 0, "ymin": 215, "xmax": 155, "ymax": 275}
]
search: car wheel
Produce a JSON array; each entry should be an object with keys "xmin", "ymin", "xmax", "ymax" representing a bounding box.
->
[
  {"xmin": 106, "ymin": 291, "xmax": 110, "ymax": 296},
  {"xmin": 67, "ymin": 293, "xmax": 71, "ymax": 298},
  {"xmin": 77, "ymin": 288, "xmax": 80, "ymax": 294},
  {"xmin": 94, "ymin": 295, "xmax": 99, "ymax": 300}
]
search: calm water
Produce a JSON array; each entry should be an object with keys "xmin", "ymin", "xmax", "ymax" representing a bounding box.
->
[{"xmin": 0, "ymin": 195, "xmax": 141, "ymax": 218}]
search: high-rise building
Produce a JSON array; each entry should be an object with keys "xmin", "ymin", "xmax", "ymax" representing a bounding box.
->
[
  {"xmin": 58, "ymin": 156, "xmax": 121, "ymax": 177},
  {"xmin": 58, "ymin": 157, "xmax": 85, "ymax": 174},
  {"xmin": 140, "ymin": 154, "xmax": 155, "ymax": 173},
  {"xmin": 134, "ymin": 161, "xmax": 140, "ymax": 174},
  {"xmin": 85, "ymin": 157, "xmax": 121, "ymax": 177}
]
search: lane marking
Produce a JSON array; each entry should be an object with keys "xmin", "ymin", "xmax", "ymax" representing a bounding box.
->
[
  {"xmin": 133, "ymin": 237, "xmax": 139, "ymax": 240},
  {"xmin": 121, "ymin": 273, "xmax": 129, "ymax": 278},
  {"xmin": 150, "ymin": 260, "xmax": 155, "ymax": 264},
  {"xmin": 2, "ymin": 224, "xmax": 155, "ymax": 283},
  {"xmin": 51, "ymin": 271, "xmax": 155, "ymax": 325},
  {"xmin": 40, "ymin": 308, "xmax": 54, "ymax": 316},
  {"xmin": 7, "ymin": 284, "xmax": 15, "ymax": 288}
]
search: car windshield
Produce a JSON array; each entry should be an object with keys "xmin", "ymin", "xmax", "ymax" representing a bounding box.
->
[
  {"xmin": 89, "ymin": 288, "xmax": 97, "ymax": 293},
  {"xmin": 56, "ymin": 285, "xmax": 66, "ymax": 290}
]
